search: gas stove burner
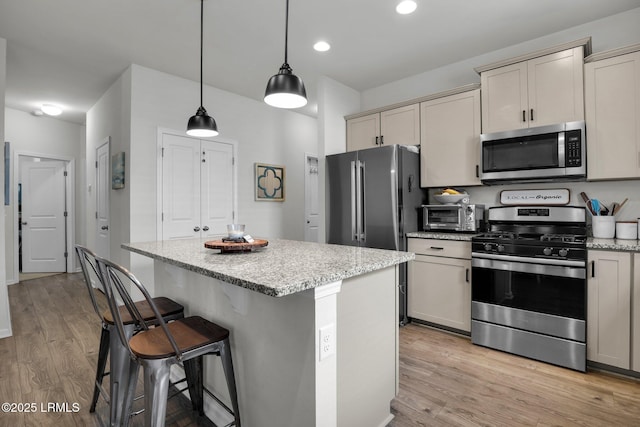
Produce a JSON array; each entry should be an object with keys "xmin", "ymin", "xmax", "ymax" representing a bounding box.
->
[{"xmin": 540, "ymin": 234, "xmax": 586, "ymax": 243}]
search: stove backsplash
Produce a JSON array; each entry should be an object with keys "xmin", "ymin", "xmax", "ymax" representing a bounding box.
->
[{"xmin": 449, "ymin": 179, "xmax": 640, "ymax": 222}]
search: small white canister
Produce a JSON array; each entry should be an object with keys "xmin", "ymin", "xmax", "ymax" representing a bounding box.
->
[{"xmin": 615, "ymin": 221, "xmax": 638, "ymax": 240}]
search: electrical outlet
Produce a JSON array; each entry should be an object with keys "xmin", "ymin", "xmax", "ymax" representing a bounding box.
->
[{"xmin": 319, "ymin": 323, "xmax": 336, "ymax": 361}]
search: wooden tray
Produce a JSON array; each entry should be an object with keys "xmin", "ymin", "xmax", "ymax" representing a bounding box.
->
[{"xmin": 204, "ymin": 239, "xmax": 269, "ymax": 253}]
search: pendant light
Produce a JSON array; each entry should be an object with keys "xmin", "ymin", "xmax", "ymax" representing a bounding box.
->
[
  {"xmin": 187, "ymin": 0, "xmax": 218, "ymax": 137},
  {"xmin": 264, "ymin": 0, "xmax": 307, "ymax": 109}
]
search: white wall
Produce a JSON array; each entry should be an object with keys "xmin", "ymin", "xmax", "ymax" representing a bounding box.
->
[
  {"xmin": 85, "ymin": 67, "xmax": 132, "ymax": 267},
  {"xmin": 3, "ymin": 108, "xmax": 85, "ymax": 283},
  {"xmin": 86, "ymin": 64, "xmax": 317, "ymax": 291},
  {"xmin": 0, "ymin": 37, "xmax": 11, "ymax": 338},
  {"xmin": 361, "ymin": 8, "xmax": 640, "ymax": 111}
]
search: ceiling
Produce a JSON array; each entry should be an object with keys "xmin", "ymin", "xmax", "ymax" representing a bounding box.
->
[{"xmin": 1, "ymin": 0, "xmax": 639, "ymax": 125}]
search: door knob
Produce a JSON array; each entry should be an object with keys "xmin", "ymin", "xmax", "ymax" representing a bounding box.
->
[
  {"xmin": 194, "ymin": 226, "xmax": 201, "ymax": 232},
  {"xmin": 21, "ymin": 221, "xmax": 27, "ymax": 225},
  {"xmin": 101, "ymin": 225, "xmax": 109, "ymax": 230},
  {"xmin": 202, "ymin": 226, "xmax": 209, "ymax": 231},
  {"xmin": 307, "ymin": 220, "xmax": 310, "ymax": 224}
]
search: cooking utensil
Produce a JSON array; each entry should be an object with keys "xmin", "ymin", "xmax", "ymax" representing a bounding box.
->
[
  {"xmin": 580, "ymin": 192, "xmax": 595, "ymax": 215},
  {"xmin": 590, "ymin": 199, "xmax": 601, "ymax": 216},
  {"xmin": 612, "ymin": 198, "xmax": 628, "ymax": 215}
]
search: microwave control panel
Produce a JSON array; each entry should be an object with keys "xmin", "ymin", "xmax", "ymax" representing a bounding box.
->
[{"xmin": 565, "ymin": 130, "xmax": 582, "ymax": 167}]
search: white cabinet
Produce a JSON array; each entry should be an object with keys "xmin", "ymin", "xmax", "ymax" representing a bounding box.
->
[
  {"xmin": 407, "ymin": 238, "xmax": 471, "ymax": 333},
  {"xmin": 585, "ymin": 48, "xmax": 640, "ymax": 180},
  {"xmin": 420, "ymin": 88, "xmax": 481, "ymax": 187},
  {"xmin": 480, "ymin": 47, "xmax": 585, "ymax": 133},
  {"xmin": 587, "ymin": 250, "xmax": 631, "ymax": 369},
  {"xmin": 346, "ymin": 104, "xmax": 419, "ymax": 152},
  {"xmin": 161, "ymin": 133, "xmax": 235, "ymax": 240}
]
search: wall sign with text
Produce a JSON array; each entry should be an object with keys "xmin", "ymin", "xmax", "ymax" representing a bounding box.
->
[{"xmin": 500, "ymin": 189, "xmax": 570, "ymax": 206}]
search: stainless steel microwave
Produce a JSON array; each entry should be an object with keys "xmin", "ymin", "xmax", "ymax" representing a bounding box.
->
[
  {"xmin": 423, "ymin": 204, "xmax": 485, "ymax": 232},
  {"xmin": 480, "ymin": 121, "xmax": 586, "ymax": 183}
]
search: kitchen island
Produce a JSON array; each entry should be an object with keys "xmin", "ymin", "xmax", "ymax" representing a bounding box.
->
[{"xmin": 122, "ymin": 238, "xmax": 413, "ymax": 427}]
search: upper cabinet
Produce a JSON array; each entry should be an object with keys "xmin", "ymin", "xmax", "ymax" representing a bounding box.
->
[
  {"xmin": 585, "ymin": 46, "xmax": 640, "ymax": 180},
  {"xmin": 346, "ymin": 104, "xmax": 420, "ymax": 152},
  {"xmin": 420, "ymin": 87, "xmax": 481, "ymax": 187},
  {"xmin": 477, "ymin": 42, "xmax": 587, "ymax": 133}
]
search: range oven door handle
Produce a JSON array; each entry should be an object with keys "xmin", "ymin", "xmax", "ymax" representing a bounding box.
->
[
  {"xmin": 471, "ymin": 252, "xmax": 585, "ymax": 268},
  {"xmin": 471, "ymin": 256, "xmax": 586, "ymax": 279}
]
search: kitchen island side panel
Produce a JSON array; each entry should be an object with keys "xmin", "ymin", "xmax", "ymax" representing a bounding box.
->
[{"xmin": 152, "ymin": 260, "xmax": 399, "ymax": 427}]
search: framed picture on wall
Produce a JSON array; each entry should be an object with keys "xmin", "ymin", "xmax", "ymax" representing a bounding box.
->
[
  {"xmin": 112, "ymin": 152, "xmax": 125, "ymax": 189},
  {"xmin": 255, "ymin": 163, "xmax": 285, "ymax": 202}
]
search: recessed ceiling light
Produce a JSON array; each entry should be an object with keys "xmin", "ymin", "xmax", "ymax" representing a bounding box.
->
[
  {"xmin": 396, "ymin": 0, "xmax": 417, "ymax": 15},
  {"xmin": 41, "ymin": 104, "xmax": 62, "ymax": 116},
  {"xmin": 313, "ymin": 41, "xmax": 331, "ymax": 52}
]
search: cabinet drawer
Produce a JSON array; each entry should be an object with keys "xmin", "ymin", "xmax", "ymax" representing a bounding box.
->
[{"xmin": 408, "ymin": 238, "xmax": 471, "ymax": 259}]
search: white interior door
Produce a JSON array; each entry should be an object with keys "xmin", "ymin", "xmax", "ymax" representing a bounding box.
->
[
  {"xmin": 304, "ymin": 154, "xmax": 319, "ymax": 242},
  {"xmin": 96, "ymin": 141, "xmax": 110, "ymax": 258},
  {"xmin": 201, "ymin": 140, "xmax": 234, "ymax": 237},
  {"xmin": 21, "ymin": 159, "xmax": 66, "ymax": 273},
  {"xmin": 162, "ymin": 133, "xmax": 234, "ymax": 240}
]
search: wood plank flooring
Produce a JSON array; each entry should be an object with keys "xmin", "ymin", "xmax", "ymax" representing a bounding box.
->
[
  {"xmin": 1, "ymin": 273, "xmax": 639, "ymax": 426},
  {"xmin": 390, "ymin": 324, "xmax": 640, "ymax": 427},
  {"xmin": 0, "ymin": 273, "xmax": 213, "ymax": 427}
]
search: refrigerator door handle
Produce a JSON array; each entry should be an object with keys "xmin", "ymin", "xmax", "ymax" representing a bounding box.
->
[
  {"xmin": 351, "ymin": 160, "xmax": 358, "ymax": 241},
  {"xmin": 358, "ymin": 160, "xmax": 366, "ymax": 242}
]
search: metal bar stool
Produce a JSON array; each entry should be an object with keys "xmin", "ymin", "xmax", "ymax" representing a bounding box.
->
[
  {"xmin": 96, "ymin": 256, "xmax": 241, "ymax": 427},
  {"xmin": 75, "ymin": 245, "xmax": 185, "ymax": 426}
]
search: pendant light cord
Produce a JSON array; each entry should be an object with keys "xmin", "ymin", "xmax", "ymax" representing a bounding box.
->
[
  {"xmin": 199, "ymin": 0, "xmax": 204, "ymax": 108},
  {"xmin": 283, "ymin": 0, "xmax": 289, "ymax": 65}
]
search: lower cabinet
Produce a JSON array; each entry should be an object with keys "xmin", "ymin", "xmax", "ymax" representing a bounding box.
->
[
  {"xmin": 407, "ymin": 238, "xmax": 471, "ymax": 333},
  {"xmin": 587, "ymin": 250, "xmax": 631, "ymax": 369}
]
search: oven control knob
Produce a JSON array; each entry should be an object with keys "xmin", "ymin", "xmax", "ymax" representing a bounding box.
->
[
  {"xmin": 543, "ymin": 247, "xmax": 553, "ymax": 256},
  {"xmin": 558, "ymin": 248, "xmax": 568, "ymax": 257},
  {"xmin": 497, "ymin": 244, "xmax": 505, "ymax": 252},
  {"xmin": 484, "ymin": 243, "xmax": 493, "ymax": 251}
]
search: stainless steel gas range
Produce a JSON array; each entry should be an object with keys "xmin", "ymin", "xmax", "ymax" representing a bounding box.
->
[{"xmin": 471, "ymin": 206, "xmax": 587, "ymax": 372}]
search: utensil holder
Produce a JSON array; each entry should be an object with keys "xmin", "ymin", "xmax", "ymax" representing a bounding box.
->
[
  {"xmin": 616, "ymin": 221, "xmax": 637, "ymax": 240},
  {"xmin": 592, "ymin": 216, "xmax": 615, "ymax": 239}
]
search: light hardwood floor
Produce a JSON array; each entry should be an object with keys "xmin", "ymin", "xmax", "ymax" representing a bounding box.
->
[{"xmin": 1, "ymin": 273, "xmax": 639, "ymax": 427}]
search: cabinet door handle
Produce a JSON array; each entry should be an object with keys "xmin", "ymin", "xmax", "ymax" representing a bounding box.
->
[
  {"xmin": 591, "ymin": 260, "xmax": 595, "ymax": 278},
  {"xmin": 202, "ymin": 226, "xmax": 209, "ymax": 231},
  {"xmin": 194, "ymin": 226, "xmax": 201, "ymax": 232},
  {"xmin": 375, "ymin": 136, "xmax": 379, "ymax": 145},
  {"xmin": 475, "ymin": 164, "xmax": 479, "ymax": 178},
  {"xmin": 530, "ymin": 109, "xmax": 534, "ymax": 121},
  {"xmin": 380, "ymin": 135, "xmax": 384, "ymax": 145},
  {"xmin": 522, "ymin": 110, "xmax": 526, "ymax": 122},
  {"xmin": 429, "ymin": 246, "xmax": 444, "ymax": 251},
  {"xmin": 465, "ymin": 268, "xmax": 470, "ymax": 283}
]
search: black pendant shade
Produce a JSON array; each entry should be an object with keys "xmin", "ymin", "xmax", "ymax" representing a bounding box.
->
[
  {"xmin": 187, "ymin": 0, "xmax": 218, "ymax": 137},
  {"xmin": 264, "ymin": 0, "xmax": 307, "ymax": 109},
  {"xmin": 187, "ymin": 106, "xmax": 218, "ymax": 137}
]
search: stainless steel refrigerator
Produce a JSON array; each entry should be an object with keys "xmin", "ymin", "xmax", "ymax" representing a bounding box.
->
[{"xmin": 326, "ymin": 145, "xmax": 426, "ymax": 325}]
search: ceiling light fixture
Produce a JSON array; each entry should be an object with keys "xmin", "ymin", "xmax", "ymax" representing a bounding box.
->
[
  {"xmin": 41, "ymin": 104, "xmax": 62, "ymax": 116},
  {"xmin": 187, "ymin": 0, "xmax": 218, "ymax": 137},
  {"xmin": 396, "ymin": 0, "xmax": 417, "ymax": 15},
  {"xmin": 313, "ymin": 41, "xmax": 331, "ymax": 52},
  {"xmin": 264, "ymin": 0, "xmax": 307, "ymax": 109}
]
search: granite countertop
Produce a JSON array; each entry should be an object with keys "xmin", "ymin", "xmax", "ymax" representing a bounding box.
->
[
  {"xmin": 406, "ymin": 231, "xmax": 476, "ymax": 241},
  {"xmin": 586, "ymin": 238, "xmax": 640, "ymax": 252},
  {"xmin": 122, "ymin": 238, "xmax": 414, "ymax": 297}
]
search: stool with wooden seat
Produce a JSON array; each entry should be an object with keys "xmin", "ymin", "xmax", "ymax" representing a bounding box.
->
[
  {"xmin": 95, "ymin": 256, "xmax": 241, "ymax": 427},
  {"xmin": 74, "ymin": 245, "xmax": 185, "ymax": 426}
]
